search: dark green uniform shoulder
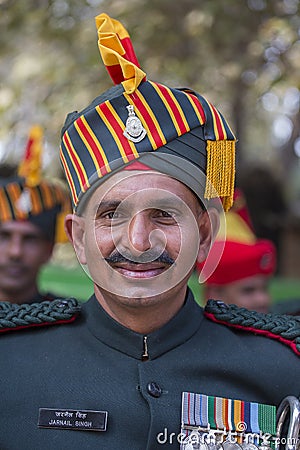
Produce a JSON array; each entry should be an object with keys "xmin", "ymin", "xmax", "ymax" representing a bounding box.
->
[
  {"xmin": 204, "ymin": 299, "xmax": 300, "ymax": 356},
  {"xmin": 0, "ymin": 298, "xmax": 81, "ymax": 334}
]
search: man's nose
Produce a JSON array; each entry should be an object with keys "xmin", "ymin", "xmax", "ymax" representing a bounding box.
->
[
  {"xmin": 7, "ymin": 235, "xmax": 23, "ymax": 259},
  {"xmin": 128, "ymin": 212, "xmax": 153, "ymax": 254},
  {"xmin": 254, "ymin": 290, "xmax": 271, "ymax": 313}
]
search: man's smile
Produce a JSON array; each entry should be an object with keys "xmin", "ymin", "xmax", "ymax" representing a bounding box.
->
[{"xmin": 110, "ymin": 262, "xmax": 170, "ymax": 278}]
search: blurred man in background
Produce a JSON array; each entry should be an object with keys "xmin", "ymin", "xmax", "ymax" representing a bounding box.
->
[
  {"xmin": 198, "ymin": 189, "xmax": 277, "ymax": 313},
  {"xmin": 0, "ymin": 126, "xmax": 70, "ymax": 304}
]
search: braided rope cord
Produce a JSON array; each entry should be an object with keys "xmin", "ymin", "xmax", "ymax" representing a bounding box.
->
[
  {"xmin": 205, "ymin": 300, "xmax": 300, "ymax": 353},
  {"xmin": 0, "ymin": 298, "xmax": 81, "ymax": 329}
]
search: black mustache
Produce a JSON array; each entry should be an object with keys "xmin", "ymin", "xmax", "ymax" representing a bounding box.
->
[{"xmin": 105, "ymin": 249, "xmax": 175, "ymax": 265}]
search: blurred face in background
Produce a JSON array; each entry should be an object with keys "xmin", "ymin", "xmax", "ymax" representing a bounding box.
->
[
  {"xmin": 0, "ymin": 220, "xmax": 54, "ymax": 303},
  {"xmin": 205, "ymin": 274, "xmax": 272, "ymax": 313}
]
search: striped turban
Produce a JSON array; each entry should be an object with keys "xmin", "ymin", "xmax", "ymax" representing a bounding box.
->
[
  {"xmin": 60, "ymin": 13, "xmax": 236, "ymax": 213},
  {"xmin": 0, "ymin": 126, "xmax": 71, "ymax": 243}
]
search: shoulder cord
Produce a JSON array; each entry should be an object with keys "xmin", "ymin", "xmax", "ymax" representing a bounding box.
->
[
  {"xmin": 205, "ymin": 300, "xmax": 300, "ymax": 352},
  {"xmin": 0, "ymin": 298, "xmax": 81, "ymax": 329}
]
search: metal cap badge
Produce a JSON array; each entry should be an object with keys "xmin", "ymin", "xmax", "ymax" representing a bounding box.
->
[{"xmin": 123, "ymin": 105, "xmax": 147, "ymax": 142}]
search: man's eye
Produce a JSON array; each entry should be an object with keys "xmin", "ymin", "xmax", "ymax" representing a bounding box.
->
[
  {"xmin": 104, "ymin": 211, "xmax": 119, "ymax": 219},
  {"xmin": 241, "ymin": 286, "xmax": 256, "ymax": 295},
  {"xmin": 0, "ymin": 231, "xmax": 10, "ymax": 240},
  {"xmin": 24, "ymin": 236, "xmax": 38, "ymax": 243},
  {"xmin": 155, "ymin": 209, "xmax": 177, "ymax": 220},
  {"xmin": 159, "ymin": 210, "xmax": 173, "ymax": 218}
]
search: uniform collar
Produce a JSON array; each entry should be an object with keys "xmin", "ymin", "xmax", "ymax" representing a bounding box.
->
[{"xmin": 82, "ymin": 289, "xmax": 204, "ymax": 360}]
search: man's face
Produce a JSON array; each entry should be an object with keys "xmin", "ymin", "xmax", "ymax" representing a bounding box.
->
[
  {"xmin": 69, "ymin": 171, "xmax": 216, "ymax": 307},
  {"xmin": 0, "ymin": 220, "xmax": 53, "ymax": 301},
  {"xmin": 216, "ymin": 275, "xmax": 271, "ymax": 313}
]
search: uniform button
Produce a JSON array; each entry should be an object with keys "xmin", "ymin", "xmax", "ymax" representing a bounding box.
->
[{"xmin": 147, "ymin": 381, "xmax": 162, "ymax": 398}]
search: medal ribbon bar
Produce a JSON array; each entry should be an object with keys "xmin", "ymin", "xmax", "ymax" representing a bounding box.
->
[{"xmin": 181, "ymin": 392, "xmax": 276, "ymax": 450}]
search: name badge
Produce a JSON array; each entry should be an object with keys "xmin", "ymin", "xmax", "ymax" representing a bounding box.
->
[{"xmin": 38, "ymin": 408, "xmax": 108, "ymax": 432}]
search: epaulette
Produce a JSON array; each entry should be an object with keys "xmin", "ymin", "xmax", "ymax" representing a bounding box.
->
[
  {"xmin": 0, "ymin": 298, "xmax": 81, "ymax": 334},
  {"xmin": 204, "ymin": 299, "xmax": 300, "ymax": 356}
]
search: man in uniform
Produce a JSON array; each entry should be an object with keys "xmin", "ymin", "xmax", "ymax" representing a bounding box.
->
[
  {"xmin": 0, "ymin": 125, "xmax": 70, "ymax": 303},
  {"xmin": 0, "ymin": 14, "xmax": 299, "ymax": 450},
  {"xmin": 198, "ymin": 189, "xmax": 277, "ymax": 313}
]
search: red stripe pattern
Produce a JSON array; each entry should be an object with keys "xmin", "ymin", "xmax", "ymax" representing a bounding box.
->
[{"xmin": 61, "ymin": 80, "xmax": 235, "ymax": 209}]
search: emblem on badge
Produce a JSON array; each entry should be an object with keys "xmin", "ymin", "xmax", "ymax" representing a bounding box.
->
[{"xmin": 123, "ymin": 105, "xmax": 147, "ymax": 143}]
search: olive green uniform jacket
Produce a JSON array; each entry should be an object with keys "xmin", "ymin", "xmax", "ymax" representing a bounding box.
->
[{"xmin": 0, "ymin": 290, "xmax": 299, "ymax": 449}]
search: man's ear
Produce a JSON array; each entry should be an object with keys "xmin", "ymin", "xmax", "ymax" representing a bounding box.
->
[
  {"xmin": 196, "ymin": 208, "xmax": 220, "ymax": 264},
  {"xmin": 64, "ymin": 214, "xmax": 87, "ymax": 265}
]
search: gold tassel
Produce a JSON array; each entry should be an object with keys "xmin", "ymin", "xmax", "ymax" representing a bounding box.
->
[{"xmin": 204, "ymin": 140, "xmax": 236, "ymax": 211}]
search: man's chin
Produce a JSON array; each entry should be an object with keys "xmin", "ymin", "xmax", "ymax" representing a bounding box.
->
[
  {"xmin": 107, "ymin": 282, "xmax": 163, "ymax": 301},
  {"xmin": 94, "ymin": 278, "xmax": 172, "ymax": 305}
]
